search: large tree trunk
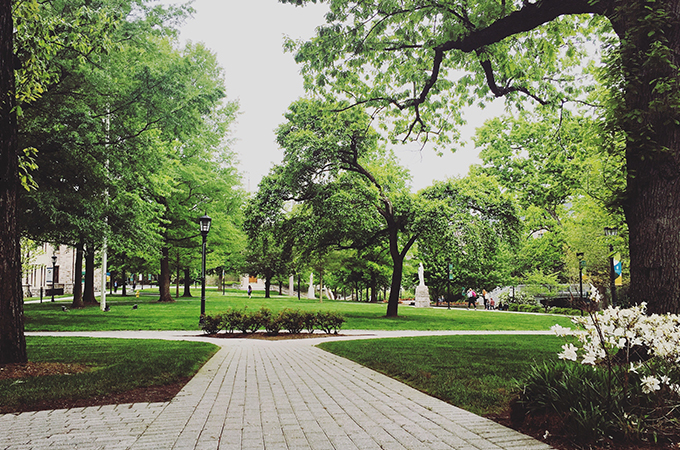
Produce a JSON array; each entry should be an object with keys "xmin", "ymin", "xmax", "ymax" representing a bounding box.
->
[
  {"xmin": 612, "ymin": 0, "xmax": 680, "ymax": 314},
  {"xmin": 386, "ymin": 225, "xmax": 403, "ymax": 316},
  {"xmin": 370, "ymin": 274, "xmax": 378, "ymax": 303},
  {"xmin": 121, "ymin": 269, "xmax": 127, "ymax": 297},
  {"xmin": 83, "ymin": 245, "xmax": 98, "ymax": 304},
  {"xmin": 71, "ymin": 242, "xmax": 84, "ymax": 308},
  {"xmin": 175, "ymin": 259, "xmax": 180, "ymax": 298},
  {"xmin": 158, "ymin": 246, "xmax": 173, "ymax": 302},
  {"xmin": 0, "ymin": 0, "xmax": 26, "ymax": 364},
  {"xmin": 264, "ymin": 275, "xmax": 271, "ymax": 298},
  {"xmin": 182, "ymin": 266, "xmax": 192, "ymax": 297},
  {"xmin": 386, "ymin": 255, "xmax": 403, "ymax": 317}
]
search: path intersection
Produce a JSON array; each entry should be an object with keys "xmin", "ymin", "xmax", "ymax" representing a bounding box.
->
[{"xmin": 2, "ymin": 330, "xmax": 555, "ymax": 450}]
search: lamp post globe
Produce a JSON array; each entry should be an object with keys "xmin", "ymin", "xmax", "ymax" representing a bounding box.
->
[
  {"xmin": 51, "ymin": 254, "xmax": 57, "ymax": 302},
  {"xmin": 199, "ymin": 215, "xmax": 211, "ymax": 323}
]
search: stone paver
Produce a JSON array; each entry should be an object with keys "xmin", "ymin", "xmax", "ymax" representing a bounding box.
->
[{"xmin": 1, "ymin": 331, "xmax": 555, "ymax": 449}]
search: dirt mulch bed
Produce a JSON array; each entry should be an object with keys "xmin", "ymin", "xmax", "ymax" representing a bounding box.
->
[
  {"xmin": 0, "ymin": 362, "xmax": 91, "ymax": 379},
  {"xmin": 0, "ymin": 362, "xmax": 187, "ymax": 415},
  {"xmin": 0, "ymin": 332, "xmax": 333, "ymax": 414},
  {"xmin": 487, "ymin": 410, "xmax": 680, "ymax": 450},
  {"xmin": 205, "ymin": 331, "xmax": 344, "ymax": 340}
]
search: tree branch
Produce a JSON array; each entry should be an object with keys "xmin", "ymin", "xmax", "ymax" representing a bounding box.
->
[{"xmin": 404, "ymin": 0, "xmax": 610, "ymax": 109}]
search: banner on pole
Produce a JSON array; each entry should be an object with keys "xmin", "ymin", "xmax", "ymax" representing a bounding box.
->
[{"xmin": 614, "ymin": 253, "xmax": 623, "ymax": 286}]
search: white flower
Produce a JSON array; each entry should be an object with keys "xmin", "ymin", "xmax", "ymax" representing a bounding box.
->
[
  {"xmin": 629, "ymin": 362, "xmax": 640, "ymax": 374},
  {"xmin": 641, "ymin": 376, "xmax": 661, "ymax": 394},
  {"xmin": 558, "ymin": 343, "xmax": 579, "ymax": 361},
  {"xmin": 582, "ymin": 354, "xmax": 597, "ymax": 365}
]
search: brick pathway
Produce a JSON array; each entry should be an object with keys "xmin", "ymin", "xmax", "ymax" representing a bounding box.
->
[{"xmin": 1, "ymin": 331, "xmax": 554, "ymax": 449}]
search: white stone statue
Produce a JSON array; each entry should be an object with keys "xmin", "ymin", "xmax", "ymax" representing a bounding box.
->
[
  {"xmin": 307, "ymin": 273, "xmax": 315, "ymax": 299},
  {"xmin": 414, "ymin": 263, "xmax": 430, "ymax": 307}
]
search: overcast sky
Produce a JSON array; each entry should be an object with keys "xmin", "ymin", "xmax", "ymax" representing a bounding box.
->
[{"xmin": 160, "ymin": 0, "xmax": 503, "ymax": 191}]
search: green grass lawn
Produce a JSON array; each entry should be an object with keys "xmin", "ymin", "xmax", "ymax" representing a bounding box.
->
[
  {"xmin": 318, "ymin": 334, "xmax": 565, "ymax": 416},
  {"xmin": 0, "ymin": 336, "xmax": 218, "ymax": 413},
  {"xmin": 13, "ymin": 290, "xmax": 575, "ymax": 416},
  {"xmin": 24, "ymin": 288, "xmax": 574, "ymax": 331}
]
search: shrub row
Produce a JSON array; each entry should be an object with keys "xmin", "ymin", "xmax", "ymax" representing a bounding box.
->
[
  {"xmin": 506, "ymin": 304, "xmax": 581, "ymax": 315},
  {"xmin": 508, "ymin": 304, "xmax": 543, "ymax": 313},
  {"xmin": 549, "ymin": 306, "xmax": 582, "ymax": 315},
  {"xmin": 200, "ymin": 308, "xmax": 345, "ymax": 336}
]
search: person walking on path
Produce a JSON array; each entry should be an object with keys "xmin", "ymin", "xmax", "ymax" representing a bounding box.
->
[
  {"xmin": 467, "ymin": 288, "xmax": 477, "ymax": 309},
  {"xmin": 247, "ymin": 284, "xmax": 252, "ymax": 298}
]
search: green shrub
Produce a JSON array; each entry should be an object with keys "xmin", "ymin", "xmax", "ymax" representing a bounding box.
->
[
  {"xmin": 259, "ymin": 308, "xmax": 283, "ymax": 335},
  {"xmin": 302, "ymin": 311, "xmax": 317, "ymax": 334},
  {"xmin": 221, "ymin": 308, "xmax": 243, "ymax": 333},
  {"xmin": 236, "ymin": 309, "xmax": 263, "ymax": 333},
  {"xmin": 209, "ymin": 308, "xmax": 344, "ymax": 335},
  {"xmin": 518, "ymin": 304, "xmax": 542, "ymax": 313},
  {"xmin": 316, "ymin": 311, "xmax": 345, "ymax": 334},
  {"xmin": 551, "ymin": 307, "xmax": 581, "ymax": 316},
  {"xmin": 508, "ymin": 303, "xmax": 519, "ymax": 311},
  {"xmin": 516, "ymin": 361, "xmax": 617, "ymax": 443},
  {"xmin": 520, "ymin": 304, "xmax": 680, "ymax": 445},
  {"xmin": 279, "ymin": 309, "xmax": 305, "ymax": 334},
  {"xmin": 200, "ymin": 314, "xmax": 222, "ymax": 335}
]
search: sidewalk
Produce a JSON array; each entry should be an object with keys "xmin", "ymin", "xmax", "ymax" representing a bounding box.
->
[{"xmin": 1, "ymin": 331, "xmax": 554, "ymax": 449}]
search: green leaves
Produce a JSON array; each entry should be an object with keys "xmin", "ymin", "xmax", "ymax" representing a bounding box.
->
[
  {"xmin": 283, "ymin": 0, "xmax": 605, "ymax": 150},
  {"xmin": 418, "ymin": 174, "xmax": 520, "ymax": 290}
]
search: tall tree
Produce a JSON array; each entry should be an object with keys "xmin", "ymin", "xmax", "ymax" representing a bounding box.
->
[
  {"xmin": 0, "ymin": 0, "xmax": 24, "ymax": 364},
  {"xmin": 153, "ymin": 96, "xmax": 241, "ymax": 302},
  {"xmin": 284, "ymin": 0, "xmax": 680, "ymax": 314},
  {"xmin": 18, "ymin": 3, "xmax": 191, "ymax": 306},
  {"xmin": 474, "ymin": 110, "xmax": 595, "ymax": 280},
  {"xmin": 418, "ymin": 173, "xmax": 521, "ymax": 294},
  {"xmin": 272, "ymin": 99, "xmax": 444, "ymax": 316}
]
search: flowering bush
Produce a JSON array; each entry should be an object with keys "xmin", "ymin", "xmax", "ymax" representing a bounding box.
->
[
  {"xmin": 552, "ymin": 302, "xmax": 680, "ymax": 394},
  {"xmin": 517, "ymin": 298, "xmax": 680, "ymax": 444}
]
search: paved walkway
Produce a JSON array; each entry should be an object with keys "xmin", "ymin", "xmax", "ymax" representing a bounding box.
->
[{"xmin": 2, "ymin": 331, "xmax": 554, "ymax": 450}]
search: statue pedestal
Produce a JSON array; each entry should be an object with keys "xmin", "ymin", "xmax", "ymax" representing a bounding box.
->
[{"xmin": 414, "ymin": 285, "xmax": 431, "ymax": 307}]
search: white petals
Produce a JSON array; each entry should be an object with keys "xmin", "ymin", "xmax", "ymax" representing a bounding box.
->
[
  {"xmin": 641, "ymin": 376, "xmax": 661, "ymax": 394},
  {"xmin": 558, "ymin": 343, "xmax": 579, "ymax": 361}
]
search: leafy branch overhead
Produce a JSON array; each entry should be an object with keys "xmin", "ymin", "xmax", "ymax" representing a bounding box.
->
[{"xmin": 284, "ymin": 0, "xmax": 610, "ymax": 145}]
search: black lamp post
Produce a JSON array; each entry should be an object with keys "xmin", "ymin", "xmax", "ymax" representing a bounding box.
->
[
  {"xmin": 51, "ymin": 254, "xmax": 57, "ymax": 302},
  {"xmin": 577, "ymin": 252, "xmax": 585, "ymax": 303},
  {"xmin": 604, "ymin": 227, "xmax": 618, "ymax": 307},
  {"xmin": 199, "ymin": 214, "xmax": 211, "ymax": 322},
  {"xmin": 447, "ymin": 261, "xmax": 453, "ymax": 309}
]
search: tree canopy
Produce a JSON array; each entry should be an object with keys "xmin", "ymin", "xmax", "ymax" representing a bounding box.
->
[{"xmin": 282, "ymin": 0, "xmax": 680, "ymax": 314}]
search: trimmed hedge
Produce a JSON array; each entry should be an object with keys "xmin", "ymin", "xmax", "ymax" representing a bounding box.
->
[
  {"xmin": 550, "ymin": 306, "xmax": 582, "ymax": 315},
  {"xmin": 201, "ymin": 307, "xmax": 346, "ymax": 336}
]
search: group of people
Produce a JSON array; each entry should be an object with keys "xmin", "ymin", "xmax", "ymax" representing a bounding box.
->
[{"xmin": 465, "ymin": 288, "xmax": 496, "ymax": 310}]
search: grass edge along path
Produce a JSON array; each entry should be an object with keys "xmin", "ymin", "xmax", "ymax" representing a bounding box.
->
[
  {"xmin": 0, "ymin": 336, "xmax": 219, "ymax": 414},
  {"xmin": 317, "ymin": 334, "xmax": 565, "ymax": 417},
  {"xmin": 23, "ymin": 290, "xmax": 575, "ymax": 332}
]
